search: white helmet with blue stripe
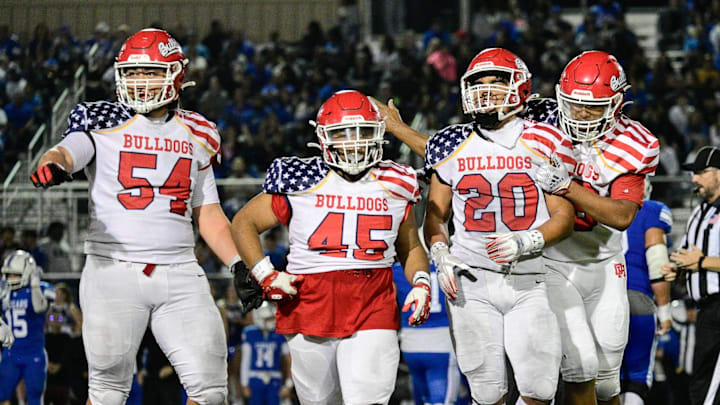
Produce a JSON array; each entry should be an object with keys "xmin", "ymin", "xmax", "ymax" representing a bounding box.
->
[
  {"xmin": 252, "ymin": 302, "xmax": 276, "ymax": 332},
  {"xmin": 2, "ymin": 250, "xmax": 36, "ymax": 290}
]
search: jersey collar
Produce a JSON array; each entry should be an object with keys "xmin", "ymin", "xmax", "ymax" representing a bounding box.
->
[{"xmin": 477, "ymin": 117, "xmax": 524, "ymax": 149}]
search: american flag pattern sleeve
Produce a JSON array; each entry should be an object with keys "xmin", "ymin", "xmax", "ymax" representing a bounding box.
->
[
  {"xmin": 424, "ymin": 123, "xmax": 474, "ymax": 172},
  {"xmin": 263, "ymin": 156, "xmax": 331, "ymax": 194},
  {"xmin": 63, "ymin": 101, "xmax": 135, "ymax": 137},
  {"xmin": 372, "ymin": 161, "xmax": 420, "ymax": 203}
]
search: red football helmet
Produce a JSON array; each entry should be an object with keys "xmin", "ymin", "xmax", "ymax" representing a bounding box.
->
[
  {"xmin": 460, "ymin": 48, "xmax": 532, "ymax": 122},
  {"xmin": 556, "ymin": 51, "xmax": 630, "ymax": 142},
  {"xmin": 311, "ymin": 90, "xmax": 386, "ymax": 175},
  {"xmin": 115, "ymin": 29, "xmax": 188, "ymax": 113}
]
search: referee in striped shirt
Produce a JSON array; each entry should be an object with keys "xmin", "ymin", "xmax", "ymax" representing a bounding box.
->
[{"xmin": 663, "ymin": 146, "xmax": 720, "ymax": 405}]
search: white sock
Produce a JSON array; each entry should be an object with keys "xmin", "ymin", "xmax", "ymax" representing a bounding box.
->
[
  {"xmin": 515, "ymin": 397, "xmax": 529, "ymax": 405},
  {"xmin": 621, "ymin": 392, "xmax": 644, "ymax": 405}
]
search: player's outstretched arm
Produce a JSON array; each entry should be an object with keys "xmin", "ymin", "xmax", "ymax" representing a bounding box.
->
[
  {"xmin": 370, "ymin": 97, "xmax": 429, "ymax": 157},
  {"xmin": 395, "ymin": 206, "xmax": 431, "ymax": 326},
  {"xmin": 194, "ymin": 202, "xmax": 239, "ymax": 266},
  {"xmin": 31, "ymin": 146, "xmax": 74, "ymax": 189}
]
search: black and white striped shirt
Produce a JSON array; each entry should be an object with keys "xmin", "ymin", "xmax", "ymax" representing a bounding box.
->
[{"xmin": 682, "ymin": 199, "xmax": 720, "ymax": 302}]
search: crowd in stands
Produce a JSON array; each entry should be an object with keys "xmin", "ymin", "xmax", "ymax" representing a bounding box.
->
[
  {"xmin": 2, "ymin": 1, "xmax": 720, "ymax": 207},
  {"xmin": 0, "ymin": 3, "xmax": 713, "ymax": 177}
]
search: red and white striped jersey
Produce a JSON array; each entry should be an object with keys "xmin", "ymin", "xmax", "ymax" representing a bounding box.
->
[
  {"xmin": 544, "ymin": 114, "xmax": 659, "ymax": 262},
  {"xmin": 264, "ymin": 156, "xmax": 419, "ymax": 274},
  {"xmin": 424, "ymin": 118, "xmax": 575, "ymax": 274},
  {"xmin": 61, "ymin": 101, "xmax": 221, "ymax": 264}
]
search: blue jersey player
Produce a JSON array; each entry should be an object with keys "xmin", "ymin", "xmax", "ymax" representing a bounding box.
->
[
  {"xmin": 620, "ymin": 190, "xmax": 673, "ymax": 405},
  {"xmin": 0, "ymin": 250, "xmax": 55, "ymax": 405},
  {"xmin": 393, "ymin": 262, "xmax": 460, "ymax": 405},
  {"xmin": 241, "ymin": 302, "xmax": 292, "ymax": 405}
]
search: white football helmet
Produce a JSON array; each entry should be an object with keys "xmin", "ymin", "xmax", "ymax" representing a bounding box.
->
[
  {"xmin": 2, "ymin": 250, "xmax": 36, "ymax": 290},
  {"xmin": 253, "ymin": 302, "xmax": 277, "ymax": 332}
]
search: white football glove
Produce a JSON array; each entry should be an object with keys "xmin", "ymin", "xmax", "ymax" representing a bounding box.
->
[
  {"xmin": 430, "ymin": 242, "xmax": 471, "ymax": 300},
  {"xmin": 402, "ymin": 271, "xmax": 432, "ymax": 326},
  {"xmin": 0, "ymin": 321, "xmax": 14, "ymax": 348},
  {"xmin": 251, "ymin": 257, "xmax": 304, "ymax": 301},
  {"xmin": 485, "ymin": 230, "xmax": 545, "ymax": 264},
  {"xmin": 535, "ymin": 153, "xmax": 572, "ymax": 195},
  {"xmin": 30, "ymin": 266, "xmax": 42, "ymax": 288}
]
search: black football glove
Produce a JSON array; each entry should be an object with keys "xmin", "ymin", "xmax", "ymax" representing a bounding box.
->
[
  {"xmin": 30, "ymin": 162, "xmax": 72, "ymax": 189},
  {"xmin": 231, "ymin": 260, "xmax": 263, "ymax": 315}
]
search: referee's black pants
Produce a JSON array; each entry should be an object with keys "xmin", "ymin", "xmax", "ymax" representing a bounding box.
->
[{"xmin": 691, "ymin": 295, "xmax": 720, "ymax": 405}]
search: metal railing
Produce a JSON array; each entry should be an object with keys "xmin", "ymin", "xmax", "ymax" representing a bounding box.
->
[
  {"xmin": 3, "ymin": 61, "xmax": 88, "ymax": 187},
  {"xmin": 27, "ymin": 123, "xmax": 47, "ymax": 178}
]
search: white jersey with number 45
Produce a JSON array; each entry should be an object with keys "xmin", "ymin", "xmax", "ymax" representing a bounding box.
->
[
  {"xmin": 263, "ymin": 156, "xmax": 420, "ymax": 274},
  {"xmin": 424, "ymin": 118, "xmax": 575, "ymax": 275},
  {"xmin": 58, "ymin": 101, "xmax": 221, "ymax": 264}
]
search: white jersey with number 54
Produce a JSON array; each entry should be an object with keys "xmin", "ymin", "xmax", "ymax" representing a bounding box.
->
[{"xmin": 58, "ymin": 101, "xmax": 221, "ymax": 264}]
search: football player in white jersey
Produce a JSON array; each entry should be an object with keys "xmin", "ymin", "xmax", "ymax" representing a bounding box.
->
[
  {"xmin": 423, "ymin": 48, "xmax": 576, "ymax": 405},
  {"xmin": 29, "ymin": 29, "xmax": 239, "ymax": 405},
  {"xmin": 231, "ymin": 90, "xmax": 432, "ymax": 405},
  {"xmin": 530, "ymin": 51, "xmax": 660, "ymax": 405}
]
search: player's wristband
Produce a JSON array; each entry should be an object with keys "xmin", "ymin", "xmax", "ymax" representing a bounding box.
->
[
  {"xmin": 430, "ymin": 241, "xmax": 449, "ymax": 258},
  {"xmin": 412, "ymin": 271, "xmax": 431, "ymax": 287},
  {"xmin": 521, "ymin": 229, "xmax": 545, "ymax": 254},
  {"xmin": 284, "ymin": 378, "xmax": 294, "ymax": 389},
  {"xmin": 251, "ymin": 256, "xmax": 274, "ymax": 283},
  {"xmin": 228, "ymin": 255, "xmax": 242, "ymax": 271},
  {"xmin": 657, "ymin": 303, "xmax": 671, "ymax": 323}
]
